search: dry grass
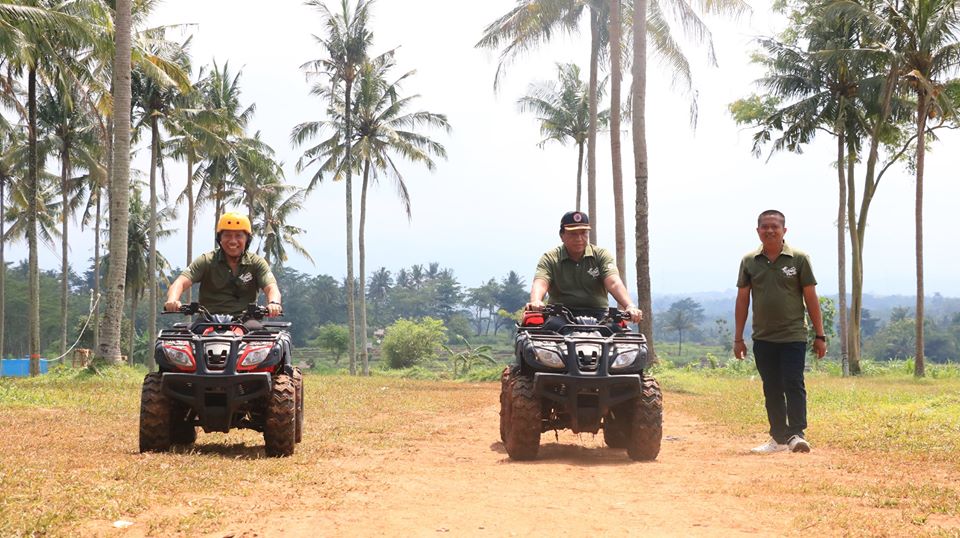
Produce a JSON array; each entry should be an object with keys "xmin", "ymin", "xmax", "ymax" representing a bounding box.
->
[
  {"xmin": 2, "ymin": 365, "xmax": 960, "ymax": 536},
  {"xmin": 0, "ymin": 367, "xmax": 491, "ymax": 537}
]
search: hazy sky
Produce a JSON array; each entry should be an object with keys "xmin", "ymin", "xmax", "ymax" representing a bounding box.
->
[{"xmin": 15, "ymin": 0, "xmax": 960, "ymax": 297}]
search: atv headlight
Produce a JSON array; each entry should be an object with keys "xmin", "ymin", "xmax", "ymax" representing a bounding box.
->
[
  {"xmin": 162, "ymin": 341, "xmax": 195, "ymax": 369},
  {"xmin": 533, "ymin": 346, "xmax": 565, "ymax": 369},
  {"xmin": 611, "ymin": 349, "xmax": 639, "ymax": 370},
  {"xmin": 239, "ymin": 345, "xmax": 273, "ymax": 368}
]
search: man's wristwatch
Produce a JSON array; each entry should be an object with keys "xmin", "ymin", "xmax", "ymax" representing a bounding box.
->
[
  {"xmin": 269, "ymin": 301, "xmax": 282, "ymax": 306},
  {"xmin": 815, "ymin": 335, "xmax": 826, "ymax": 342}
]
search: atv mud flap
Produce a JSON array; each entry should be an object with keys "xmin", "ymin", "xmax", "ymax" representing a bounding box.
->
[
  {"xmin": 162, "ymin": 372, "xmax": 272, "ymax": 433},
  {"xmin": 533, "ymin": 373, "xmax": 642, "ymax": 433}
]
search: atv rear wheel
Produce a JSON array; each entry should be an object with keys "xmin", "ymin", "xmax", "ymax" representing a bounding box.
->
[
  {"xmin": 627, "ymin": 375, "xmax": 663, "ymax": 461},
  {"xmin": 504, "ymin": 373, "xmax": 541, "ymax": 461},
  {"xmin": 264, "ymin": 374, "xmax": 296, "ymax": 457},
  {"xmin": 293, "ymin": 367, "xmax": 304, "ymax": 443},
  {"xmin": 139, "ymin": 373, "xmax": 172, "ymax": 452}
]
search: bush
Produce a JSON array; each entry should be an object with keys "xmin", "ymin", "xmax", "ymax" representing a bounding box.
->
[{"xmin": 381, "ymin": 317, "xmax": 447, "ymax": 369}]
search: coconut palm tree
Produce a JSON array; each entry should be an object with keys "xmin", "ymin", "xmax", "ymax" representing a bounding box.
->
[
  {"xmin": 0, "ymin": 0, "xmax": 100, "ymax": 373},
  {"xmin": 728, "ymin": 5, "xmax": 877, "ymax": 375},
  {"xmin": 255, "ymin": 183, "xmax": 314, "ymax": 272},
  {"xmin": 880, "ymin": 0, "xmax": 960, "ymax": 377},
  {"xmin": 0, "ymin": 126, "xmax": 26, "ymax": 358},
  {"xmin": 225, "ymin": 131, "xmax": 283, "ymax": 222},
  {"xmin": 99, "ymin": 0, "xmax": 134, "ymax": 363},
  {"xmin": 297, "ymin": 0, "xmax": 375, "ymax": 375},
  {"xmin": 130, "ymin": 28, "xmax": 190, "ymax": 371},
  {"xmin": 37, "ymin": 81, "xmax": 102, "ymax": 356},
  {"xmin": 350, "ymin": 57, "xmax": 448, "ymax": 375},
  {"xmin": 103, "ymin": 191, "xmax": 172, "ymax": 364},
  {"xmin": 518, "ymin": 63, "xmax": 608, "ymax": 211},
  {"xmin": 197, "ymin": 60, "xmax": 254, "ymax": 225}
]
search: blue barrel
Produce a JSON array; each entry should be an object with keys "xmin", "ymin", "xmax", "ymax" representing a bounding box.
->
[{"xmin": 0, "ymin": 358, "xmax": 50, "ymax": 377}]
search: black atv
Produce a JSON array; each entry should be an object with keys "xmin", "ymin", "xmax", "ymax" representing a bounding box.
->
[
  {"xmin": 500, "ymin": 304, "xmax": 662, "ymax": 461},
  {"xmin": 139, "ymin": 303, "xmax": 303, "ymax": 457}
]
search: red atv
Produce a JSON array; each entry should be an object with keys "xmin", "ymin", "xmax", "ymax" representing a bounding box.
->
[{"xmin": 139, "ymin": 303, "xmax": 303, "ymax": 457}]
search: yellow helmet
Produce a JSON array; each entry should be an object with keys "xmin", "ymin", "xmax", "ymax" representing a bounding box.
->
[{"xmin": 216, "ymin": 212, "xmax": 252, "ymax": 234}]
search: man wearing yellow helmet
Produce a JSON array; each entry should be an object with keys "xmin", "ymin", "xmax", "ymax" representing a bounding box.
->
[{"xmin": 164, "ymin": 211, "xmax": 283, "ymax": 317}]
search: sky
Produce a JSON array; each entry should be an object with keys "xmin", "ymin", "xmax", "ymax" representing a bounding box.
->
[{"xmin": 13, "ymin": 0, "xmax": 960, "ymax": 297}]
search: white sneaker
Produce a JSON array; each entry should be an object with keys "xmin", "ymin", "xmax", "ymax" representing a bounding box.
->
[
  {"xmin": 788, "ymin": 435, "xmax": 811, "ymax": 453},
  {"xmin": 750, "ymin": 437, "xmax": 788, "ymax": 454}
]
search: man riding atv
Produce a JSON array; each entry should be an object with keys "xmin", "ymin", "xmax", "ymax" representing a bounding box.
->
[
  {"xmin": 165, "ymin": 211, "xmax": 282, "ymax": 317},
  {"xmin": 140, "ymin": 212, "xmax": 301, "ymax": 457},
  {"xmin": 526, "ymin": 211, "xmax": 641, "ymax": 325},
  {"xmin": 500, "ymin": 210, "xmax": 661, "ymax": 461}
]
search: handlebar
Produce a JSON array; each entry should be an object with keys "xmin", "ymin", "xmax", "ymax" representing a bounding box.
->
[
  {"xmin": 162, "ymin": 302, "xmax": 274, "ymax": 322},
  {"xmin": 535, "ymin": 303, "xmax": 631, "ymax": 324}
]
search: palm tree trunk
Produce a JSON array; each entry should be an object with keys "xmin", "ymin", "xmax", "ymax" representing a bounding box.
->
[
  {"xmin": 93, "ymin": 185, "xmax": 101, "ymax": 353},
  {"xmin": 609, "ymin": 0, "xmax": 626, "ymax": 282},
  {"xmin": 60, "ymin": 148, "xmax": 71, "ymax": 357},
  {"xmin": 27, "ymin": 66, "xmax": 40, "ymax": 376},
  {"xmin": 575, "ymin": 141, "xmax": 584, "ymax": 211},
  {"xmin": 147, "ymin": 117, "xmax": 159, "ymax": 372},
  {"xmin": 359, "ymin": 159, "xmax": 370, "ymax": 376},
  {"xmin": 128, "ymin": 292, "xmax": 137, "ymax": 365},
  {"xmin": 98, "ymin": 0, "xmax": 133, "ymax": 363},
  {"xmin": 631, "ymin": 0, "xmax": 654, "ymax": 360},
  {"xmin": 836, "ymin": 131, "xmax": 849, "ymax": 377},
  {"xmin": 186, "ymin": 155, "xmax": 194, "ymax": 302},
  {"xmin": 846, "ymin": 150, "xmax": 861, "ymax": 374},
  {"xmin": 587, "ymin": 4, "xmax": 599, "ymax": 243},
  {"xmin": 914, "ymin": 96, "xmax": 927, "ymax": 378},
  {"xmin": 0, "ymin": 177, "xmax": 5, "ymax": 359},
  {"xmin": 344, "ymin": 77, "xmax": 357, "ymax": 376},
  {"xmin": 848, "ymin": 66, "xmax": 897, "ymax": 376}
]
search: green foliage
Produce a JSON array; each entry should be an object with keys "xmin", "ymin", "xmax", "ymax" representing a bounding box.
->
[
  {"xmin": 381, "ymin": 317, "xmax": 446, "ymax": 369},
  {"xmin": 807, "ymin": 296, "xmax": 837, "ymax": 360},
  {"xmin": 312, "ymin": 324, "xmax": 349, "ymax": 365},
  {"xmin": 442, "ymin": 335, "xmax": 496, "ymax": 377},
  {"xmin": 728, "ymin": 94, "xmax": 780, "ymax": 125}
]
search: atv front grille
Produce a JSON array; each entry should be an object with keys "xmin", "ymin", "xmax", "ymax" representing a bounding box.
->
[{"xmin": 203, "ymin": 342, "xmax": 231, "ymax": 370}]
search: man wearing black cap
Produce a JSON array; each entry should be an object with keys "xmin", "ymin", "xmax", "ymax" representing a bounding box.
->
[{"xmin": 526, "ymin": 211, "xmax": 642, "ymax": 324}]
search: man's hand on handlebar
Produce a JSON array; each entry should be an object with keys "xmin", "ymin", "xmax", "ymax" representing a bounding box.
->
[
  {"xmin": 624, "ymin": 305, "xmax": 642, "ymax": 324},
  {"xmin": 266, "ymin": 302, "xmax": 283, "ymax": 318},
  {"xmin": 164, "ymin": 299, "xmax": 182, "ymax": 313},
  {"xmin": 525, "ymin": 299, "xmax": 546, "ymax": 311}
]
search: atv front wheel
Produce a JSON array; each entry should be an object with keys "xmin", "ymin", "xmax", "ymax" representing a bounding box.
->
[
  {"xmin": 498, "ymin": 366, "xmax": 514, "ymax": 444},
  {"xmin": 602, "ymin": 410, "xmax": 630, "ymax": 449},
  {"xmin": 504, "ymin": 374, "xmax": 541, "ymax": 461},
  {"xmin": 264, "ymin": 374, "xmax": 296, "ymax": 457},
  {"xmin": 293, "ymin": 367, "xmax": 304, "ymax": 443},
  {"xmin": 170, "ymin": 401, "xmax": 197, "ymax": 445},
  {"xmin": 627, "ymin": 375, "xmax": 663, "ymax": 461},
  {"xmin": 139, "ymin": 373, "xmax": 172, "ymax": 452}
]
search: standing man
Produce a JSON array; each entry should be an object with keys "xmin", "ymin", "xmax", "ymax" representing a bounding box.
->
[
  {"xmin": 734, "ymin": 209, "xmax": 826, "ymax": 454},
  {"xmin": 165, "ymin": 212, "xmax": 282, "ymax": 317},
  {"xmin": 527, "ymin": 211, "xmax": 641, "ymax": 324}
]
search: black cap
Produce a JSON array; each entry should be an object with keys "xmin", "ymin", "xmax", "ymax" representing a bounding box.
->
[{"xmin": 560, "ymin": 211, "xmax": 591, "ymax": 232}]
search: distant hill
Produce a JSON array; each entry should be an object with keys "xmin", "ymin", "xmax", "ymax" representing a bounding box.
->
[{"xmin": 649, "ymin": 291, "xmax": 960, "ymax": 324}]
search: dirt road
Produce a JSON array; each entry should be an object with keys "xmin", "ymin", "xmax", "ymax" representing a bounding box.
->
[{"xmin": 166, "ymin": 384, "xmax": 956, "ymax": 538}]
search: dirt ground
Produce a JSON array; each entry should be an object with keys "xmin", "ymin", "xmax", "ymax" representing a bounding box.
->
[{"xmin": 72, "ymin": 382, "xmax": 955, "ymax": 538}]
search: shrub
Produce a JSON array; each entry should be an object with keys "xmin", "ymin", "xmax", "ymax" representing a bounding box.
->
[{"xmin": 381, "ymin": 317, "xmax": 447, "ymax": 369}]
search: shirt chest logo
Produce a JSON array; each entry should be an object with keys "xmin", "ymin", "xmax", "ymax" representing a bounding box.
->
[
  {"xmin": 587, "ymin": 267, "xmax": 600, "ymax": 278},
  {"xmin": 237, "ymin": 271, "xmax": 254, "ymax": 284},
  {"xmin": 781, "ymin": 266, "xmax": 797, "ymax": 277}
]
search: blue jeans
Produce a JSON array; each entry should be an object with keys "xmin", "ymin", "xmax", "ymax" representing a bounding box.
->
[{"xmin": 753, "ymin": 340, "xmax": 807, "ymax": 444}]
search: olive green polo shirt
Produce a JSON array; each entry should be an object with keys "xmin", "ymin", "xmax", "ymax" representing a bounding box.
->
[
  {"xmin": 737, "ymin": 242, "xmax": 817, "ymax": 343},
  {"xmin": 535, "ymin": 244, "xmax": 618, "ymax": 310},
  {"xmin": 181, "ymin": 249, "xmax": 276, "ymax": 315}
]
